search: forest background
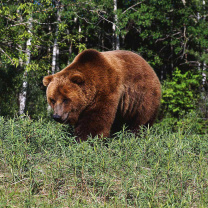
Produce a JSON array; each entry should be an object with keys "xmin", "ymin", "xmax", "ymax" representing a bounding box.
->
[
  {"xmin": 1, "ymin": 1, "xmax": 208, "ymax": 206},
  {"xmin": 0, "ymin": 0, "xmax": 207, "ymax": 123}
]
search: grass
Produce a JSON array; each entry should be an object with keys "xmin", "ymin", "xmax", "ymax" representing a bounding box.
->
[{"xmin": 0, "ymin": 115, "xmax": 208, "ymax": 207}]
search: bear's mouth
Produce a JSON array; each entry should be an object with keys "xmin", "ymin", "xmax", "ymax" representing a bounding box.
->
[
  {"xmin": 53, "ymin": 113, "xmax": 70, "ymax": 124},
  {"xmin": 62, "ymin": 112, "xmax": 70, "ymax": 124},
  {"xmin": 63, "ymin": 112, "xmax": 77, "ymax": 125},
  {"xmin": 54, "ymin": 112, "xmax": 77, "ymax": 125}
]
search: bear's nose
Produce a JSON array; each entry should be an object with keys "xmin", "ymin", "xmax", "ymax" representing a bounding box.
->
[{"xmin": 53, "ymin": 114, "xmax": 61, "ymax": 122}]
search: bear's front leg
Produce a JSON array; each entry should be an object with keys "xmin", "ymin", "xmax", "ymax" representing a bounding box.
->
[{"xmin": 74, "ymin": 99, "xmax": 118, "ymax": 141}]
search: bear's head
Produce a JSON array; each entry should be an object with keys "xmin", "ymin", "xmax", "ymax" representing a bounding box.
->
[{"xmin": 43, "ymin": 71, "xmax": 91, "ymax": 125}]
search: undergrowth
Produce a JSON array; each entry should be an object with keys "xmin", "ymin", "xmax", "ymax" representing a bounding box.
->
[{"xmin": 0, "ymin": 115, "xmax": 207, "ymax": 207}]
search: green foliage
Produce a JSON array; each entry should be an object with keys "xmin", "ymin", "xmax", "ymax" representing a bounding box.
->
[
  {"xmin": 0, "ymin": 64, "xmax": 21, "ymax": 117},
  {"xmin": 162, "ymin": 68, "xmax": 202, "ymax": 117},
  {"xmin": 0, "ymin": 0, "xmax": 207, "ymax": 119},
  {"xmin": 156, "ymin": 111, "xmax": 208, "ymax": 135},
  {"xmin": 0, "ymin": 115, "xmax": 208, "ymax": 207}
]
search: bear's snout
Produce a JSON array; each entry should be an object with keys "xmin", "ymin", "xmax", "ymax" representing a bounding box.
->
[{"xmin": 53, "ymin": 114, "xmax": 62, "ymax": 122}]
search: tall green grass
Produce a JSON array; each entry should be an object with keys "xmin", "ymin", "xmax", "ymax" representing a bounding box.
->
[{"xmin": 0, "ymin": 115, "xmax": 207, "ymax": 207}]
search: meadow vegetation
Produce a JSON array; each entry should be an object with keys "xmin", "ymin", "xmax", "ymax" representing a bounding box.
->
[
  {"xmin": 1, "ymin": 1, "xmax": 207, "ymax": 206},
  {"xmin": 0, "ymin": 114, "xmax": 207, "ymax": 207}
]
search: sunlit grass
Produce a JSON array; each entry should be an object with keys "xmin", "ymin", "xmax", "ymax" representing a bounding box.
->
[{"xmin": 0, "ymin": 116, "xmax": 208, "ymax": 207}]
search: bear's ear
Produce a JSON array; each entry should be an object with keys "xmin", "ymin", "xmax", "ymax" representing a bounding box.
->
[
  {"xmin": 70, "ymin": 73, "xmax": 85, "ymax": 84},
  {"xmin": 43, "ymin": 75, "xmax": 53, "ymax": 87}
]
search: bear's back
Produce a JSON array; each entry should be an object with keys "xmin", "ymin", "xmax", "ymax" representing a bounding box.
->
[{"xmin": 102, "ymin": 50, "xmax": 161, "ymax": 128}]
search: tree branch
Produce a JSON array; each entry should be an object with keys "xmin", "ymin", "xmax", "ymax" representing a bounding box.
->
[
  {"xmin": 0, "ymin": 47, "xmax": 14, "ymax": 65},
  {"xmin": 91, "ymin": 10, "xmax": 120, "ymax": 31},
  {"xmin": 181, "ymin": 0, "xmax": 186, "ymax": 6},
  {"xmin": 122, "ymin": 2, "xmax": 143, "ymax": 14}
]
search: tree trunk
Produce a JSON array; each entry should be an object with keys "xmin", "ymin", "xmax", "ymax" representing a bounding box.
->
[
  {"xmin": 197, "ymin": 0, "xmax": 206, "ymax": 89},
  {"xmin": 112, "ymin": 0, "xmax": 120, "ymax": 50},
  {"xmin": 78, "ymin": 23, "xmax": 82, "ymax": 53},
  {"xmin": 202, "ymin": 0, "xmax": 206, "ymax": 87},
  {"xmin": 52, "ymin": 32, "xmax": 58, "ymax": 74},
  {"xmin": 181, "ymin": 0, "xmax": 186, "ymax": 6},
  {"xmin": 19, "ymin": 17, "xmax": 32, "ymax": 115},
  {"xmin": 52, "ymin": 0, "xmax": 61, "ymax": 74}
]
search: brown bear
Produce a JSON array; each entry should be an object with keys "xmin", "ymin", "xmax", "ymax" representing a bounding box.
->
[{"xmin": 43, "ymin": 49, "xmax": 161, "ymax": 141}]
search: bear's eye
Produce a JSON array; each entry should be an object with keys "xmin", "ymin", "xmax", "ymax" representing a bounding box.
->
[
  {"xmin": 50, "ymin": 99, "xmax": 56, "ymax": 105},
  {"xmin": 63, "ymin": 99, "xmax": 69, "ymax": 104}
]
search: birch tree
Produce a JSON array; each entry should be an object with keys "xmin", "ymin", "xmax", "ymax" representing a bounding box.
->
[
  {"xmin": 196, "ymin": 0, "xmax": 207, "ymax": 87},
  {"xmin": 1, "ymin": 0, "xmax": 208, "ymax": 119},
  {"xmin": 52, "ymin": 0, "xmax": 61, "ymax": 74},
  {"xmin": 19, "ymin": 17, "xmax": 32, "ymax": 115},
  {"xmin": 202, "ymin": 0, "xmax": 206, "ymax": 87},
  {"xmin": 112, "ymin": 0, "xmax": 120, "ymax": 50}
]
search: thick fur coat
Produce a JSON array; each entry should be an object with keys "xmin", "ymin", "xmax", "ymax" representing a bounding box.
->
[{"xmin": 43, "ymin": 49, "xmax": 161, "ymax": 140}]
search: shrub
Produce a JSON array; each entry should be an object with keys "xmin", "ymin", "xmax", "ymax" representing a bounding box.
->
[{"xmin": 161, "ymin": 68, "xmax": 201, "ymax": 117}]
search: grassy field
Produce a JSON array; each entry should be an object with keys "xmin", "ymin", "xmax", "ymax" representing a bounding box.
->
[{"xmin": 0, "ymin": 115, "xmax": 208, "ymax": 207}]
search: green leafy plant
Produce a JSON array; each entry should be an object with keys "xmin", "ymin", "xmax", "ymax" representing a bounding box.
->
[
  {"xmin": 0, "ymin": 115, "xmax": 208, "ymax": 207},
  {"xmin": 161, "ymin": 68, "xmax": 202, "ymax": 117}
]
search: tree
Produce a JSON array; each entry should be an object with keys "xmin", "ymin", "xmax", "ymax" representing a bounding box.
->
[
  {"xmin": 51, "ymin": 0, "xmax": 61, "ymax": 74},
  {"xmin": 19, "ymin": 17, "xmax": 32, "ymax": 115},
  {"xmin": 112, "ymin": 0, "xmax": 120, "ymax": 50},
  {"xmin": 0, "ymin": 0, "xmax": 207, "ymax": 119}
]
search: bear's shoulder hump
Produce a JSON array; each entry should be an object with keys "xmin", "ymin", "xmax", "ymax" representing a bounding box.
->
[{"xmin": 75, "ymin": 49, "xmax": 102, "ymax": 64}]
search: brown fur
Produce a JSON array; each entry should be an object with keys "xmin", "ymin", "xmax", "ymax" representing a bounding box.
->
[{"xmin": 43, "ymin": 49, "xmax": 161, "ymax": 141}]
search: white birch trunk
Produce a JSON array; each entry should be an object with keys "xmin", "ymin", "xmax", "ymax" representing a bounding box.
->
[
  {"xmin": 112, "ymin": 0, "xmax": 120, "ymax": 50},
  {"xmin": 202, "ymin": 62, "xmax": 206, "ymax": 86},
  {"xmin": 181, "ymin": 0, "xmax": 186, "ymax": 6},
  {"xmin": 48, "ymin": 25, "xmax": 57, "ymax": 113},
  {"xmin": 78, "ymin": 23, "xmax": 82, "ymax": 53},
  {"xmin": 19, "ymin": 72, "xmax": 28, "ymax": 115},
  {"xmin": 51, "ymin": 0, "xmax": 61, "ymax": 74},
  {"xmin": 52, "ymin": 33, "xmax": 58, "ymax": 74},
  {"xmin": 197, "ymin": 0, "xmax": 206, "ymax": 88},
  {"xmin": 48, "ymin": 24, "xmax": 51, "ymax": 75},
  {"xmin": 56, "ymin": 44, "xmax": 60, "ymax": 72},
  {"xmin": 202, "ymin": 0, "xmax": 206, "ymax": 87},
  {"xmin": 19, "ymin": 17, "xmax": 32, "ymax": 115}
]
